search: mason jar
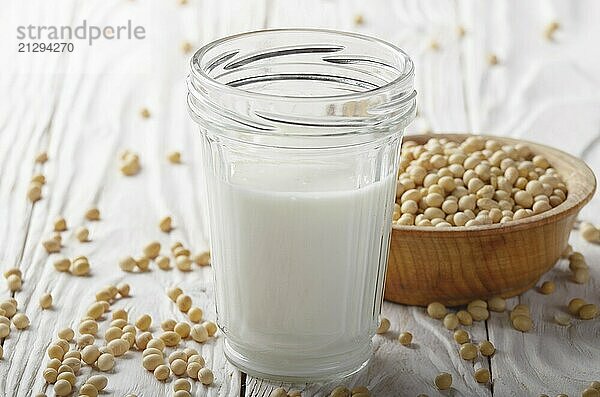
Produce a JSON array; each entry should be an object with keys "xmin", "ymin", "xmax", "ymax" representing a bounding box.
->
[{"xmin": 187, "ymin": 28, "xmax": 416, "ymax": 381}]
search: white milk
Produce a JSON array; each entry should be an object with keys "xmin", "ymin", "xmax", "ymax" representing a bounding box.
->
[{"xmin": 207, "ymin": 161, "xmax": 395, "ymax": 378}]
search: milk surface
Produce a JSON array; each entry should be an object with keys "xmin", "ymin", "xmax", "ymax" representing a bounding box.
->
[{"xmin": 207, "ymin": 161, "xmax": 395, "ymax": 373}]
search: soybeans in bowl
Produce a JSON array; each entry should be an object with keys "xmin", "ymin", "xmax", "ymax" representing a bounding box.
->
[{"xmin": 385, "ymin": 134, "xmax": 596, "ymax": 306}]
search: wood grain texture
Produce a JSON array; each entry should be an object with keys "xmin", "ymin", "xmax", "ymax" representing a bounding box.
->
[
  {"xmin": 1, "ymin": 0, "xmax": 600, "ymax": 396},
  {"xmin": 386, "ymin": 134, "xmax": 596, "ymax": 306}
]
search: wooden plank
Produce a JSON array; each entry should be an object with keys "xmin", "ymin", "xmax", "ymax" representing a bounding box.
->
[
  {"xmin": 2, "ymin": 0, "xmax": 600, "ymax": 396},
  {"xmin": 0, "ymin": 0, "xmax": 266, "ymax": 396},
  {"xmin": 487, "ymin": 233, "xmax": 600, "ymax": 396},
  {"xmin": 246, "ymin": 301, "xmax": 492, "ymax": 396}
]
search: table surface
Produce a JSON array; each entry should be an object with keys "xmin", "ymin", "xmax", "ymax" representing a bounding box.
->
[{"xmin": 1, "ymin": 1, "xmax": 600, "ymax": 396}]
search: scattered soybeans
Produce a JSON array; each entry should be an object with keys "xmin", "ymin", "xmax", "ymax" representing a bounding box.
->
[
  {"xmin": 6, "ymin": 273, "xmax": 22, "ymax": 292},
  {"xmin": 136, "ymin": 257, "xmax": 150, "ymax": 272},
  {"xmin": 539, "ymin": 281, "xmax": 555, "ymax": 294},
  {"xmin": 136, "ymin": 314, "xmax": 152, "ymax": 331},
  {"xmin": 512, "ymin": 315, "xmax": 533, "ymax": 332},
  {"xmin": 583, "ymin": 388, "xmax": 600, "ymax": 397},
  {"xmin": 453, "ymin": 329, "xmax": 470, "ymax": 344},
  {"xmin": 579, "ymin": 304, "xmax": 599, "ymax": 320},
  {"xmin": 47, "ymin": 344, "xmax": 64, "ymax": 360},
  {"xmin": 105, "ymin": 326, "xmax": 123, "ymax": 342},
  {"xmin": 190, "ymin": 324, "xmax": 208, "ymax": 343},
  {"xmin": 42, "ymin": 236, "xmax": 61, "ymax": 253},
  {"xmin": 162, "ymin": 319, "xmax": 177, "ymax": 331},
  {"xmin": 198, "ymin": 367, "xmax": 214, "ymax": 385},
  {"xmin": 143, "ymin": 241, "xmax": 161, "ymax": 259},
  {"xmin": 474, "ymin": 367, "xmax": 490, "ymax": 383},
  {"xmin": 53, "ymin": 257, "xmax": 70, "ymax": 272},
  {"xmin": 12, "ymin": 313, "xmax": 30, "ymax": 329},
  {"xmin": 160, "ymin": 331, "xmax": 182, "ymax": 347},
  {"xmin": 426, "ymin": 302, "xmax": 447, "ymax": 319},
  {"xmin": 171, "ymin": 358, "xmax": 187, "ymax": 375},
  {"xmin": 572, "ymin": 268, "xmax": 590, "ymax": 284},
  {"xmin": 31, "ymin": 173, "xmax": 46, "ymax": 184},
  {"xmin": 434, "ymin": 372, "xmax": 452, "ymax": 390},
  {"xmin": 193, "ymin": 251, "xmax": 211, "ymax": 266},
  {"xmin": 96, "ymin": 352, "xmax": 115, "ymax": 371},
  {"xmin": 553, "ymin": 312, "xmax": 571, "ymax": 326},
  {"xmin": 479, "ymin": 340, "xmax": 496, "ymax": 357},
  {"xmin": 187, "ymin": 361, "xmax": 202, "ymax": 379},
  {"xmin": 3, "ymin": 268, "xmax": 21, "ymax": 279},
  {"xmin": 456, "ymin": 310, "xmax": 473, "ymax": 326},
  {"xmin": 147, "ymin": 338, "xmax": 166, "ymax": 351},
  {"xmin": 82, "ymin": 345, "xmax": 102, "ymax": 364},
  {"xmin": 0, "ymin": 324, "xmax": 9, "ymax": 338},
  {"xmin": 544, "ymin": 20, "xmax": 560, "ymax": 40},
  {"xmin": 580, "ymin": 222, "xmax": 600, "ymax": 243},
  {"xmin": 154, "ymin": 364, "xmax": 170, "ymax": 381},
  {"xmin": 119, "ymin": 256, "xmax": 137, "ymax": 272},
  {"xmin": 57, "ymin": 327, "xmax": 74, "ymax": 341},
  {"xmin": 39, "ymin": 293, "xmax": 53, "ymax": 309},
  {"xmin": 167, "ymin": 287, "xmax": 183, "ymax": 302},
  {"xmin": 568, "ymin": 252, "xmax": 588, "ymax": 271},
  {"xmin": 459, "ymin": 342, "xmax": 478, "ymax": 360},
  {"xmin": 85, "ymin": 207, "xmax": 101, "ymax": 221},
  {"xmin": 353, "ymin": 14, "xmax": 364, "ymax": 25},
  {"xmin": 204, "ymin": 321, "xmax": 218, "ymax": 336},
  {"xmin": 568, "ymin": 298, "xmax": 587, "ymax": 315},
  {"xmin": 117, "ymin": 283, "xmax": 131, "ymax": 297},
  {"xmin": 27, "ymin": 182, "xmax": 43, "ymax": 202},
  {"xmin": 70, "ymin": 256, "xmax": 91, "ymax": 276},
  {"xmin": 487, "ymin": 296, "xmax": 506, "ymax": 312},
  {"xmin": 176, "ymin": 256, "xmax": 192, "ymax": 271},
  {"xmin": 57, "ymin": 371, "xmax": 76, "ymax": 386},
  {"xmin": 35, "ymin": 151, "xmax": 48, "ymax": 163},
  {"xmin": 187, "ymin": 307, "xmax": 203, "ymax": 323},
  {"xmin": 167, "ymin": 151, "xmax": 182, "ymax": 164},
  {"xmin": 398, "ymin": 331, "xmax": 413, "ymax": 346},
  {"xmin": 269, "ymin": 388, "xmax": 287, "ymax": 397},
  {"xmin": 184, "ymin": 348, "xmax": 199, "ymax": 359},
  {"xmin": 176, "ymin": 294, "xmax": 192, "ymax": 313},
  {"xmin": 53, "ymin": 379, "xmax": 72, "ymax": 396},
  {"xmin": 156, "ymin": 255, "xmax": 171, "ymax": 270},
  {"xmin": 120, "ymin": 151, "xmax": 141, "ymax": 176},
  {"xmin": 79, "ymin": 383, "xmax": 99, "ymax": 397},
  {"xmin": 168, "ymin": 350, "xmax": 187, "ymax": 364},
  {"xmin": 75, "ymin": 226, "xmax": 89, "ymax": 242},
  {"xmin": 376, "ymin": 317, "xmax": 391, "ymax": 334},
  {"xmin": 159, "ymin": 216, "xmax": 173, "ymax": 232},
  {"xmin": 1, "ymin": 300, "xmax": 17, "ymax": 318},
  {"xmin": 174, "ymin": 322, "xmax": 191, "ymax": 338},
  {"xmin": 54, "ymin": 217, "xmax": 67, "ymax": 232},
  {"xmin": 467, "ymin": 300, "xmax": 489, "ymax": 322},
  {"xmin": 140, "ymin": 108, "xmax": 151, "ymax": 118},
  {"xmin": 143, "ymin": 354, "xmax": 164, "ymax": 371},
  {"xmin": 443, "ymin": 313, "xmax": 459, "ymax": 330},
  {"xmin": 87, "ymin": 302, "xmax": 106, "ymax": 320}
]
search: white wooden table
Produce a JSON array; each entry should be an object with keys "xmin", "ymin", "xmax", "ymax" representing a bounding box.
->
[{"xmin": 1, "ymin": 1, "xmax": 600, "ymax": 396}]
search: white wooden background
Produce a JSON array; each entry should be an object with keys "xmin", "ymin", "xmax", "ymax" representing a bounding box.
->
[{"xmin": 1, "ymin": 1, "xmax": 600, "ymax": 396}]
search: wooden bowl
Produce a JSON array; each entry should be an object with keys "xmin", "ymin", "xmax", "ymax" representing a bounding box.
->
[{"xmin": 384, "ymin": 133, "xmax": 596, "ymax": 306}]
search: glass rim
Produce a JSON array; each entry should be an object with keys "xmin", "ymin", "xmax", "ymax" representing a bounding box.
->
[{"xmin": 189, "ymin": 28, "xmax": 415, "ymax": 102}]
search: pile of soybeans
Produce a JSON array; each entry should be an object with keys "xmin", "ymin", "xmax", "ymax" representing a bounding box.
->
[{"xmin": 394, "ymin": 136, "xmax": 568, "ymax": 227}]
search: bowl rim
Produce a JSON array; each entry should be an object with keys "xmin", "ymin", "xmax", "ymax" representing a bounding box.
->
[{"xmin": 391, "ymin": 133, "xmax": 597, "ymax": 236}]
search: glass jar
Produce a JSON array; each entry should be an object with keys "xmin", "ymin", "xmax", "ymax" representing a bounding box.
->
[{"xmin": 187, "ymin": 29, "xmax": 416, "ymax": 381}]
